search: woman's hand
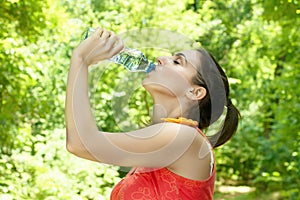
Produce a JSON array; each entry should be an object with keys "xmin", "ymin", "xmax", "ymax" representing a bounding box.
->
[{"xmin": 72, "ymin": 27, "xmax": 124, "ymax": 66}]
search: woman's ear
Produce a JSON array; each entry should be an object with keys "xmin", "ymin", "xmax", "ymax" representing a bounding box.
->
[{"xmin": 186, "ymin": 86, "xmax": 206, "ymax": 101}]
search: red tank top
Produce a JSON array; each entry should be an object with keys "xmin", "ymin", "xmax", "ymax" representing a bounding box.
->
[{"xmin": 110, "ymin": 118, "xmax": 215, "ymax": 200}]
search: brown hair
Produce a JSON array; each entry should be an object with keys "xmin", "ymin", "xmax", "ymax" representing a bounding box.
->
[{"xmin": 190, "ymin": 48, "xmax": 240, "ymax": 148}]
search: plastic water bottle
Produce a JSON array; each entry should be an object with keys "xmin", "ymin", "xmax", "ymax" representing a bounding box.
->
[{"xmin": 82, "ymin": 28, "xmax": 155, "ymax": 74}]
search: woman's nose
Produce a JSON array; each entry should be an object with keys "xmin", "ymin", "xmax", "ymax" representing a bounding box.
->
[{"xmin": 157, "ymin": 56, "xmax": 171, "ymax": 65}]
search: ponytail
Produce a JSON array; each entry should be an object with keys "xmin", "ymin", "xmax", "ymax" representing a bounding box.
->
[{"xmin": 209, "ymin": 101, "xmax": 240, "ymax": 148}]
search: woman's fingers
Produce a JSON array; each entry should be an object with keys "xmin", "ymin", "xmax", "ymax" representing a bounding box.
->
[
  {"xmin": 107, "ymin": 33, "xmax": 122, "ymax": 48},
  {"xmin": 101, "ymin": 31, "xmax": 112, "ymax": 39},
  {"xmin": 94, "ymin": 27, "xmax": 112, "ymax": 39},
  {"xmin": 93, "ymin": 27, "xmax": 104, "ymax": 38},
  {"xmin": 112, "ymin": 37, "xmax": 124, "ymax": 56},
  {"xmin": 106, "ymin": 33, "xmax": 124, "ymax": 56},
  {"xmin": 80, "ymin": 27, "xmax": 124, "ymax": 63}
]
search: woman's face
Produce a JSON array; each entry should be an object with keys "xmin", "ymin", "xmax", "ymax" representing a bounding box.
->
[{"xmin": 142, "ymin": 50, "xmax": 202, "ymax": 98}]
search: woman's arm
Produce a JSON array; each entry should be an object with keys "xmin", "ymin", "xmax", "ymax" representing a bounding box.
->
[
  {"xmin": 65, "ymin": 28, "xmax": 204, "ymax": 167},
  {"xmin": 65, "ymin": 28, "xmax": 123, "ymax": 161}
]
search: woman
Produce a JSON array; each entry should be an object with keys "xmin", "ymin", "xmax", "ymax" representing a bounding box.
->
[{"xmin": 65, "ymin": 27, "xmax": 240, "ymax": 199}]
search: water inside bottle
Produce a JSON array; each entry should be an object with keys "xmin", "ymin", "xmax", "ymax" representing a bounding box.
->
[{"xmin": 111, "ymin": 49, "xmax": 155, "ymax": 72}]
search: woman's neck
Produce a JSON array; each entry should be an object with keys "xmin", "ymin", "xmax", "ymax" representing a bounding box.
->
[{"xmin": 151, "ymin": 98, "xmax": 191, "ymax": 124}]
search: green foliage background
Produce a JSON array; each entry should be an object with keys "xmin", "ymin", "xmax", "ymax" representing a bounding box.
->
[{"xmin": 0, "ymin": 0, "xmax": 299, "ymax": 199}]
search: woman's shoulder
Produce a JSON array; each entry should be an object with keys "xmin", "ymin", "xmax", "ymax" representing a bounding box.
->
[{"xmin": 164, "ymin": 124, "xmax": 214, "ymax": 181}]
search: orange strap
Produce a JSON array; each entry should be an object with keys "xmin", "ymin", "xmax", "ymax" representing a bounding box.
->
[{"xmin": 161, "ymin": 117, "xmax": 198, "ymax": 127}]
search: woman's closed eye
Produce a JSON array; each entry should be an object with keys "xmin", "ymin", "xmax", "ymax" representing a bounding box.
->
[{"xmin": 173, "ymin": 59, "xmax": 181, "ymax": 65}]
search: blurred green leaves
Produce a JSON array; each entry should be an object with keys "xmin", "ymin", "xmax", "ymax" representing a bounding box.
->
[{"xmin": 0, "ymin": 129, "xmax": 120, "ymax": 199}]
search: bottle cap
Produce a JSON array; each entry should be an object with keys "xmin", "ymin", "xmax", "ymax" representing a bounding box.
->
[{"xmin": 146, "ymin": 62, "xmax": 156, "ymax": 74}]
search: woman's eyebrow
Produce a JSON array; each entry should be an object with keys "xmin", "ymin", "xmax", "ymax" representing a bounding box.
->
[{"xmin": 174, "ymin": 53, "xmax": 187, "ymax": 65}]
